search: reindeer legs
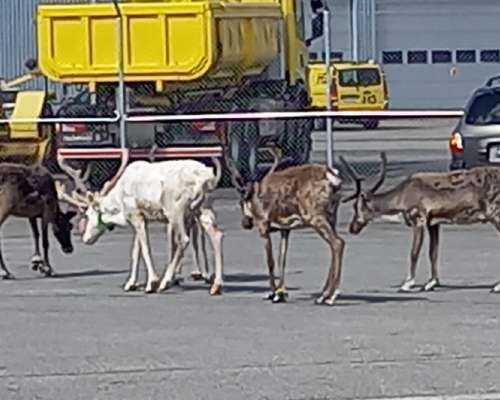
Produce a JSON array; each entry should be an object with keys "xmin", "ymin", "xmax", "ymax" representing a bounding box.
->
[
  {"xmin": 263, "ymin": 233, "xmax": 278, "ymax": 300},
  {"xmin": 124, "ymin": 233, "xmax": 141, "ymax": 291},
  {"xmin": 199, "ymin": 211, "xmax": 224, "ymax": 295},
  {"xmin": 490, "ymin": 221, "xmax": 500, "ymax": 293},
  {"xmin": 272, "ymin": 230, "xmax": 290, "ymax": 303},
  {"xmin": 0, "ymin": 214, "xmax": 13, "ymax": 279},
  {"xmin": 312, "ymin": 217, "xmax": 345, "ymax": 306},
  {"xmin": 38, "ymin": 219, "xmax": 54, "ymax": 277},
  {"xmin": 423, "ymin": 224, "xmax": 441, "ymax": 291},
  {"xmin": 400, "ymin": 226, "xmax": 424, "ymax": 292},
  {"xmin": 130, "ymin": 216, "xmax": 159, "ymax": 293},
  {"xmin": 29, "ymin": 218, "xmax": 44, "ymax": 271},
  {"xmin": 158, "ymin": 219, "xmax": 189, "ymax": 292}
]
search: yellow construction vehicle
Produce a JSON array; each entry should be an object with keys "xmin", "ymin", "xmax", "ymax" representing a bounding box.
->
[
  {"xmin": 2, "ymin": 0, "xmax": 325, "ymax": 185},
  {"xmin": 0, "ymin": 62, "xmax": 57, "ymax": 166}
]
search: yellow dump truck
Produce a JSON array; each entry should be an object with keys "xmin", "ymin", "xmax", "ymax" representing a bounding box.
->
[{"xmin": 0, "ymin": 0, "xmax": 321, "ymax": 185}]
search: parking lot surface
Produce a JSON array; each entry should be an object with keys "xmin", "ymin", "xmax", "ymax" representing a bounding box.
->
[{"xmin": 0, "ymin": 187, "xmax": 499, "ymax": 400}]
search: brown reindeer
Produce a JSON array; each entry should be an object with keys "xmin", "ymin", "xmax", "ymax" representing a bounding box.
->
[
  {"xmin": 0, "ymin": 163, "xmax": 76, "ymax": 279},
  {"xmin": 341, "ymin": 152, "xmax": 500, "ymax": 293},
  {"xmin": 227, "ymin": 153, "xmax": 345, "ymax": 305}
]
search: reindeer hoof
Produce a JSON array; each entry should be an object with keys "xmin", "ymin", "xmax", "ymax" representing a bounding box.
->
[
  {"xmin": 316, "ymin": 290, "xmax": 340, "ymax": 306},
  {"xmin": 422, "ymin": 279, "xmax": 439, "ymax": 292},
  {"xmin": 42, "ymin": 268, "xmax": 54, "ymax": 277},
  {"xmin": 209, "ymin": 284, "xmax": 223, "ymax": 296},
  {"xmin": 157, "ymin": 279, "xmax": 173, "ymax": 293},
  {"xmin": 491, "ymin": 283, "xmax": 500, "ymax": 293},
  {"xmin": 263, "ymin": 292, "xmax": 276, "ymax": 301},
  {"xmin": 399, "ymin": 279, "xmax": 416, "ymax": 292},
  {"xmin": 2, "ymin": 273, "xmax": 14, "ymax": 280},
  {"xmin": 145, "ymin": 280, "xmax": 160, "ymax": 294},
  {"xmin": 190, "ymin": 271, "xmax": 204, "ymax": 281},
  {"xmin": 123, "ymin": 282, "xmax": 139, "ymax": 292},
  {"xmin": 31, "ymin": 260, "xmax": 44, "ymax": 272},
  {"xmin": 272, "ymin": 291, "xmax": 288, "ymax": 303}
]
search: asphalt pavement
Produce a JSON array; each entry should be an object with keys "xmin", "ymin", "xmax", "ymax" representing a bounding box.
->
[{"xmin": 0, "ymin": 187, "xmax": 499, "ymax": 400}]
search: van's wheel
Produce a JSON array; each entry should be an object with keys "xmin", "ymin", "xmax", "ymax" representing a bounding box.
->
[{"xmin": 362, "ymin": 119, "xmax": 379, "ymax": 130}]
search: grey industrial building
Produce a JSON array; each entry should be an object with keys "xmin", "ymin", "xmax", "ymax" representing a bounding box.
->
[{"xmin": 1, "ymin": 0, "xmax": 499, "ymax": 109}]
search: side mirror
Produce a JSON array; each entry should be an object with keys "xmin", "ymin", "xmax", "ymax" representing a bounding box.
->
[{"xmin": 305, "ymin": 13, "xmax": 324, "ymax": 46}]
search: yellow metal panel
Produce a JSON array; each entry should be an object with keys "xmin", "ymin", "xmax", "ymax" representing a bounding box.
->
[
  {"xmin": 166, "ymin": 14, "xmax": 207, "ymax": 74},
  {"xmin": 51, "ymin": 18, "xmax": 87, "ymax": 69},
  {"xmin": 9, "ymin": 91, "xmax": 45, "ymax": 140},
  {"xmin": 128, "ymin": 16, "xmax": 164, "ymax": 68},
  {"xmin": 37, "ymin": 1, "xmax": 281, "ymax": 87},
  {"xmin": 91, "ymin": 17, "xmax": 117, "ymax": 68}
]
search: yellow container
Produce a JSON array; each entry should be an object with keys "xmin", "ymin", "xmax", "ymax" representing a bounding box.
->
[{"xmin": 37, "ymin": 1, "xmax": 282, "ymax": 88}]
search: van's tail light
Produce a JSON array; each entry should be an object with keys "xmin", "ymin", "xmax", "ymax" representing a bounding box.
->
[
  {"xmin": 383, "ymin": 78, "xmax": 389, "ymax": 99},
  {"xmin": 330, "ymin": 76, "xmax": 338, "ymax": 100},
  {"xmin": 449, "ymin": 132, "xmax": 464, "ymax": 154}
]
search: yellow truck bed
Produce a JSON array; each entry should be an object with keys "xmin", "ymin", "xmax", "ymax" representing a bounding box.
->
[{"xmin": 37, "ymin": 1, "xmax": 281, "ymax": 88}]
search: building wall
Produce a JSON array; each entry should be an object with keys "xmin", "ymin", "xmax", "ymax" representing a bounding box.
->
[
  {"xmin": 2, "ymin": 1, "xmax": 499, "ymax": 109},
  {"xmin": 375, "ymin": 0, "xmax": 500, "ymax": 109}
]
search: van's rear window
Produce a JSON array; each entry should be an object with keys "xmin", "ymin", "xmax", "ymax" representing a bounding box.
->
[
  {"xmin": 465, "ymin": 91, "xmax": 500, "ymax": 125},
  {"xmin": 339, "ymin": 68, "xmax": 381, "ymax": 86}
]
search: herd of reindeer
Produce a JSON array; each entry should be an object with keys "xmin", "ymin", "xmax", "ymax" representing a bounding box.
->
[{"xmin": 1, "ymin": 149, "xmax": 500, "ymax": 305}]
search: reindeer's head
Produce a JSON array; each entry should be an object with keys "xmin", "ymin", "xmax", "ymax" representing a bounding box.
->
[
  {"xmin": 52, "ymin": 209, "xmax": 77, "ymax": 253},
  {"xmin": 340, "ymin": 152, "xmax": 387, "ymax": 234},
  {"xmin": 80, "ymin": 190, "xmax": 117, "ymax": 244},
  {"xmin": 226, "ymin": 147, "xmax": 281, "ymax": 230},
  {"xmin": 56, "ymin": 158, "xmax": 119, "ymax": 245}
]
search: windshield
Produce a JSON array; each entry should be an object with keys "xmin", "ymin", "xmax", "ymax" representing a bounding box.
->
[
  {"xmin": 339, "ymin": 68, "xmax": 381, "ymax": 87},
  {"xmin": 465, "ymin": 92, "xmax": 500, "ymax": 125}
]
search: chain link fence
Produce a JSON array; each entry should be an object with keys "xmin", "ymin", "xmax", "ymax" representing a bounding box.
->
[
  {"xmin": 1, "ymin": 0, "xmax": 463, "ymax": 192},
  {"xmin": 316, "ymin": 117, "xmax": 460, "ymax": 187}
]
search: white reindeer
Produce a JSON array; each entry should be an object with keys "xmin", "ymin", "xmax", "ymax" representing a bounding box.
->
[{"xmin": 58, "ymin": 158, "xmax": 224, "ymax": 295}]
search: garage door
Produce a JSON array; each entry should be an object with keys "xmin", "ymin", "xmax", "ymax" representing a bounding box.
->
[{"xmin": 376, "ymin": 0, "xmax": 500, "ymax": 109}]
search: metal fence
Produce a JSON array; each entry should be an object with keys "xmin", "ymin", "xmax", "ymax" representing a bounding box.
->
[{"xmin": 0, "ymin": 0, "xmax": 466, "ymax": 191}]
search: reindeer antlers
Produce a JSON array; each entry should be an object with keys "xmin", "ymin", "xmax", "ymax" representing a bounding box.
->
[
  {"xmin": 56, "ymin": 155, "xmax": 90, "ymax": 193},
  {"xmin": 55, "ymin": 181, "xmax": 88, "ymax": 210},
  {"xmin": 339, "ymin": 152, "xmax": 387, "ymax": 203},
  {"xmin": 369, "ymin": 152, "xmax": 387, "ymax": 195}
]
